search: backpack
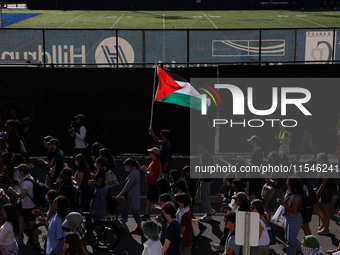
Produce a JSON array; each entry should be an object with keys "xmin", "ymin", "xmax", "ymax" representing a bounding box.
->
[
  {"xmin": 23, "ymin": 178, "xmax": 49, "ymax": 207},
  {"xmin": 299, "ymin": 190, "xmax": 312, "ymax": 219}
]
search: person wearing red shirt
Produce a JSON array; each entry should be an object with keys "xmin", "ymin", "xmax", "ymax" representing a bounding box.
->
[{"xmin": 141, "ymin": 147, "xmax": 161, "ymax": 221}]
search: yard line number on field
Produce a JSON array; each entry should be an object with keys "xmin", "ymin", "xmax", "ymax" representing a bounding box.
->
[
  {"xmin": 110, "ymin": 13, "xmax": 125, "ymax": 28},
  {"xmin": 203, "ymin": 13, "xmax": 218, "ymax": 29},
  {"xmin": 58, "ymin": 13, "xmax": 85, "ymax": 28}
]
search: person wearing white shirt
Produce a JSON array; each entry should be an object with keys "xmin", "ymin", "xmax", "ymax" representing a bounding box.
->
[
  {"xmin": 142, "ymin": 220, "xmax": 162, "ymax": 255},
  {"xmin": 0, "ymin": 204, "xmax": 20, "ymax": 255}
]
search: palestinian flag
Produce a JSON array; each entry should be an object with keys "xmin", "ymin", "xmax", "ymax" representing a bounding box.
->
[{"xmin": 154, "ymin": 66, "xmax": 210, "ymax": 110}]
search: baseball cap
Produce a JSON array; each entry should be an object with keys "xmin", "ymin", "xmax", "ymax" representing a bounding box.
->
[
  {"xmin": 247, "ymin": 135, "xmax": 261, "ymax": 143},
  {"xmin": 47, "ymin": 138, "xmax": 60, "ymax": 147},
  {"xmin": 232, "ymin": 192, "xmax": 248, "ymax": 201},
  {"xmin": 147, "ymin": 147, "xmax": 160, "ymax": 155},
  {"xmin": 14, "ymin": 164, "xmax": 28, "ymax": 172},
  {"xmin": 74, "ymin": 114, "xmax": 85, "ymax": 119}
]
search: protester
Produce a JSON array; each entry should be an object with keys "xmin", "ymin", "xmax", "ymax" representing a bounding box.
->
[
  {"xmin": 153, "ymin": 193, "xmax": 173, "ymax": 245},
  {"xmin": 99, "ymin": 148, "xmax": 118, "ymax": 216},
  {"xmin": 162, "ymin": 202, "xmax": 181, "ymax": 255},
  {"xmin": 314, "ymin": 153, "xmax": 334, "ymax": 235},
  {"xmin": 142, "ymin": 220, "xmax": 162, "ymax": 255},
  {"xmin": 48, "ymin": 138, "xmax": 66, "ymax": 183},
  {"xmin": 117, "ymin": 158, "xmax": 142, "ymax": 233},
  {"xmin": 278, "ymin": 176, "xmax": 304, "ymax": 255},
  {"xmin": 175, "ymin": 193, "xmax": 193, "ymax": 255},
  {"xmin": 250, "ymin": 199, "xmax": 270, "ymax": 255},
  {"xmin": 7, "ymin": 164, "xmax": 36, "ymax": 243},
  {"xmin": 302, "ymin": 235, "xmax": 324, "ymax": 255},
  {"xmin": 89, "ymin": 157, "xmax": 107, "ymax": 220},
  {"xmin": 222, "ymin": 212, "xmax": 241, "ymax": 255},
  {"xmin": 64, "ymin": 232, "xmax": 87, "ymax": 255},
  {"xmin": 0, "ymin": 204, "xmax": 19, "ymax": 255},
  {"xmin": 32, "ymin": 190, "xmax": 60, "ymax": 222},
  {"xmin": 141, "ymin": 147, "xmax": 161, "ymax": 221},
  {"xmin": 73, "ymin": 153, "xmax": 93, "ymax": 212},
  {"xmin": 38, "ymin": 195, "xmax": 71, "ymax": 255}
]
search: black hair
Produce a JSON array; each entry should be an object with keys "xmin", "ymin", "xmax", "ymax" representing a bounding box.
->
[
  {"xmin": 47, "ymin": 190, "xmax": 60, "ymax": 205},
  {"xmin": 99, "ymin": 148, "xmax": 116, "ymax": 170},
  {"xmin": 159, "ymin": 193, "xmax": 172, "ymax": 203},
  {"xmin": 182, "ymin": 165, "xmax": 190, "ymax": 173},
  {"xmin": 75, "ymin": 154, "xmax": 91, "ymax": 178},
  {"xmin": 287, "ymin": 175, "xmax": 304, "ymax": 195},
  {"xmin": 1, "ymin": 152, "xmax": 13, "ymax": 168},
  {"xmin": 156, "ymin": 178, "xmax": 171, "ymax": 194},
  {"xmin": 162, "ymin": 202, "xmax": 177, "ymax": 219},
  {"xmin": 61, "ymin": 167, "xmax": 74, "ymax": 178},
  {"xmin": 91, "ymin": 142, "xmax": 104, "ymax": 159},
  {"xmin": 44, "ymin": 136, "xmax": 53, "ymax": 142},
  {"xmin": 56, "ymin": 195, "xmax": 71, "ymax": 220},
  {"xmin": 65, "ymin": 232, "xmax": 87, "ymax": 255},
  {"xmin": 175, "ymin": 192, "xmax": 190, "ymax": 207},
  {"xmin": 11, "ymin": 153, "xmax": 24, "ymax": 167},
  {"xmin": 123, "ymin": 158, "xmax": 140, "ymax": 169},
  {"xmin": 160, "ymin": 129, "xmax": 170, "ymax": 139},
  {"xmin": 4, "ymin": 204, "xmax": 19, "ymax": 235},
  {"xmin": 170, "ymin": 169, "xmax": 182, "ymax": 182},
  {"xmin": 225, "ymin": 212, "xmax": 236, "ymax": 224},
  {"xmin": 96, "ymin": 157, "xmax": 108, "ymax": 168},
  {"xmin": 232, "ymin": 179, "xmax": 246, "ymax": 191}
]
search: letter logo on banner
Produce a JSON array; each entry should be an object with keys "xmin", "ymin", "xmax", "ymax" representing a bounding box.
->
[
  {"xmin": 95, "ymin": 37, "xmax": 135, "ymax": 68},
  {"xmin": 305, "ymin": 31, "xmax": 333, "ymax": 64}
]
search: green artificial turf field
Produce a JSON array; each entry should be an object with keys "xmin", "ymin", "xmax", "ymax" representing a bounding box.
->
[{"xmin": 2, "ymin": 9, "xmax": 340, "ymax": 29}]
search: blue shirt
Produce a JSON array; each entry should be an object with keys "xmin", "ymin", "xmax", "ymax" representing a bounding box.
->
[{"xmin": 46, "ymin": 212, "xmax": 65, "ymax": 255}]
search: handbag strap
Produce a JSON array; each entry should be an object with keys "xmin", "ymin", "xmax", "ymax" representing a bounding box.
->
[{"xmin": 126, "ymin": 171, "xmax": 139, "ymax": 193}]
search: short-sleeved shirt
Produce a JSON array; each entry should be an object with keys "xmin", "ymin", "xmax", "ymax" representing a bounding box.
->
[
  {"xmin": 250, "ymin": 149, "xmax": 263, "ymax": 166},
  {"xmin": 159, "ymin": 140, "xmax": 172, "ymax": 173},
  {"xmin": 95, "ymin": 168, "xmax": 106, "ymax": 188},
  {"xmin": 180, "ymin": 210, "xmax": 193, "ymax": 248},
  {"xmin": 20, "ymin": 175, "xmax": 36, "ymax": 209},
  {"xmin": 146, "ymin": 158, "xmax": 161, "ymax": 185},
  {"xmin": 164, "ymin": 220, "xmax": 181, "ymax": 255},
  {"xmin": 225, "ymin": 230, "xmax": 241, "ymax": 255}
]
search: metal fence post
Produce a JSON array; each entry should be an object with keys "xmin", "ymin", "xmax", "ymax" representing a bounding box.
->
[
  {"xmin": 116, "ymin": 29, "xmax": 119, "ymax": 68},
  {"xmin": 332, "ymin": 27, "xmax": 336, "ymax": 64},
  {"xmin": 294, "ymin": 29, "xmax": 297, "ymax": 65},
  {"xmin": 187, "ymin": 29, "xmax": 190, "ymax": 68},
  {"xmin": 259, "ymin": 28, "xmax": 262, "ymax": 66},
  {"xmin": 42, "ymin": 28, "xmax": 46, "ymax": 68}
]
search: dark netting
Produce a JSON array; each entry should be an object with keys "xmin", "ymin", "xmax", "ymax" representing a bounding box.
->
[
  {"xmin": 0, "ymin": 28, "xmax": 339, "ymax": 67},
  {"xmin": 144, "ymin": 30, "xmax": 187, "ymax": 68},
  {"xmin": 44, "ymin": 29, "xmax": 117, "ymax": 67},
  {"xmin": 296, "ymin": 28, "xmax": 335, "ymax": 64},
  {"xmin": 189, "ymin": 30, "xmax": 260, "ymax": 64},
  {"xmin": 260, "ymin": 29, "xmax": 296, "ymax": 64},
  {"xmin": 0, "ymin": 29, "xmax": 43, "ymax": 61}
]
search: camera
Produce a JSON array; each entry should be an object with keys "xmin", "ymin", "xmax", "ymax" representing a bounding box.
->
[{"xmin": 68, "ymin": 121, "xmax": 75, "ymax": 133}]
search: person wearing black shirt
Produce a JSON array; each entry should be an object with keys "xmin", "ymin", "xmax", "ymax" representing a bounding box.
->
[
  {"xmin": 89, "ymin": 157, "xmax": 107, "ymax": 220},
  {"xmin": 237, "ymin": 135, "xmax": 264, "ymax": 200}
]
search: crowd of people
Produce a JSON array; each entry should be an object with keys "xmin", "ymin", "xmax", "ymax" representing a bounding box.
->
[{"xmin": 0, "ymin": 111, "xmax": 338, "ymax": 255}]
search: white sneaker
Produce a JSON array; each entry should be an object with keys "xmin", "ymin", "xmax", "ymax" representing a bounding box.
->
[
  {"xmin": 209, "ymin": 209, "xmax": 216, "ymax": 216},
  {"xmin": 28, "ymin": 163, "xmax": 35, "ymax": 169},
  {"xmin": 212, "ymin": 243, "xmax": 225, "ymax": 251},
  {"xmin": 199, "ymin": 214, "xmax": 213, "ymax": 222}
]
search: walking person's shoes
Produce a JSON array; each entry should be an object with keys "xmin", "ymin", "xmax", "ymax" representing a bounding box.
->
[
  {"xmin": 317, "ymin": 228, "xmax": 330, "ymax": 235},
  {"xmin": 199, "ymin": 225, "xmax": 208, "ymax": 235},
  {"xmin": 199, "ymin": 214, "xmax": 213, "ymax": 222},
  {"xmin": 130, "ymin": 227, "xmax": 143, "ymax": 234}
]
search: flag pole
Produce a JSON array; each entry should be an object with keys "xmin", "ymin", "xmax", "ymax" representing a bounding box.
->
[{"xmin": 150, "ymin": 62, "xmax": 158, "ymax": 130}]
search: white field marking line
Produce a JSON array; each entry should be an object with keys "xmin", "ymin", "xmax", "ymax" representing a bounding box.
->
[
  {"xmin": 203, "ymin": 13, "xmax": 218, "ymax": 29},
  {"xmin": 58, "ymin": 13, "xmax": 85, "ymax": 28},
  {"xmin": 110, "ymin": 13, "xmax": 125, "ymax": 29},
  {"xmin": 163, "ymin": 13, "xmax": 165, "ymax": 29},
  {"xmin": 239, "ymin": 11, "xmax": 272, "ymax": 28},
  {"xmin": 281, "ymin": 11, "xmax": 328, "ymax": 28}
]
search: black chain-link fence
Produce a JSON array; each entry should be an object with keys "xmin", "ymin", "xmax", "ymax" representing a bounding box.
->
[{"xmin": 0, "ymin": 28, "xmax": 340, "ymax": 67}]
